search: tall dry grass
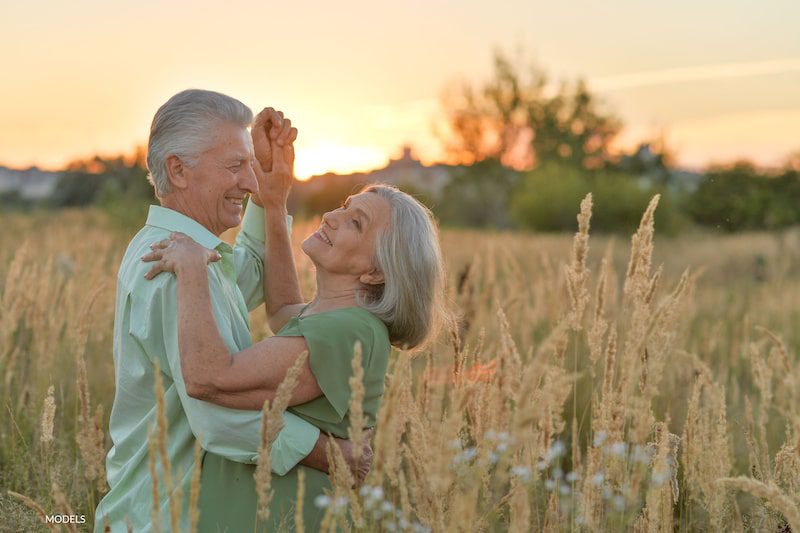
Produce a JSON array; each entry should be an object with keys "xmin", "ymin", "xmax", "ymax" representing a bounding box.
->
[{"xmin": 0, "ymin": 204, "xmax": 798, "ymax": 531}]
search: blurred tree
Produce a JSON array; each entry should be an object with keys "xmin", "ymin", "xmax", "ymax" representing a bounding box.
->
[
  {"xmin": 510, "ymin": 162, "xmax": 684, "ymax": 234},
  {"xmin": 785, "ymin": 149, "xmax": 800, "ymax": 172},
  {"xmin": 684, "ymin": 161, "xmax": 800, "ymax": 231},
  {"xmin": 616, "ymin": 134, "xmax": 677, "ymax": 187},
  {"xmin": 433, "ymin": 159, "xmax": 520, "ymax": 228},
  {"xmin": 439, "ymin": 49, "xmax": 622, "ymax": 170},
  {"xmin": 50, "ymin": 147, "xmax": 155, "ymax": 230}
]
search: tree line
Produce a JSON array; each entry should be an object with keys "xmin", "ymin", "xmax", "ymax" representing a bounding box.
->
[{"xmin": 7, "ymin": 50, "xmax": 798, "ymax": 234}]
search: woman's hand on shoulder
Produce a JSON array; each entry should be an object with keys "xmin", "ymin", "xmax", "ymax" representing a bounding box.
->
[{"xmin": 141, "ymin": 232, "xmax": 221, "ymax": 280}]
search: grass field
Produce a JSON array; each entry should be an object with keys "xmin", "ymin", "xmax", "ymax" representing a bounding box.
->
[{"xmin": 1, "ymin": 198, "xmax": 799, "ymax": 532}]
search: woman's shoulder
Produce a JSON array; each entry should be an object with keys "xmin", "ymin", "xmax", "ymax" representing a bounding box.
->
[
  {"xmin": 296, "ymin": 306, "xmax": 390, "ymax": 355},
  {"xmin": 302, "ymin": 306, "xmax": 383, "ymax": 328}
]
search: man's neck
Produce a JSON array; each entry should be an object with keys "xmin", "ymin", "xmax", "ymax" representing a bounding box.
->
[{"xmin": 160, "ymin": 194, "xmax": 222, "ymax": 237}]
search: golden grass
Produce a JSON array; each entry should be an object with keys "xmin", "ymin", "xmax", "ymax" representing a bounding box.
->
[
  {"xmin": 255, "ymin": 349, "xmax": 308, "ymax": 522},
  {"xmin": 0, "ymin": 206, "xmax": 799, "ymax": 531}
]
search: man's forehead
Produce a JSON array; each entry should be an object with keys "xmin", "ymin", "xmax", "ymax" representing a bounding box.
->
[{"xmin": 219, "ymin": 135, "xmax": 254, "ymax": 160}]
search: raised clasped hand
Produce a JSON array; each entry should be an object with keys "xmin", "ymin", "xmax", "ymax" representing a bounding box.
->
[
  {"xmin": 250, "ymin": 107, "xmax": 298, "ymax": 208},
  {"xmin": 140, "ymin": 232, "xmax": 221, "ymax": 279}
]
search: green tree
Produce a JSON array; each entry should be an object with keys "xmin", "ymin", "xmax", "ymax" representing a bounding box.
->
[
  {"xmin": 510, "ymin": 162, "xmax": 684, "ymax": 234},
  {"xmin": 684, "ymin": 161, "xmax": 800, "ymax": 231},
  {"xmin": 433, "ymin": 160, "xmax": 520, "ymax": 228}
]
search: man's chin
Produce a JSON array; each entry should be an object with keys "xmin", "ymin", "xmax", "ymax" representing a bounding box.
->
[{"xmin": 221, "ymin": 214, "xmax": 242, "ymax": 232}]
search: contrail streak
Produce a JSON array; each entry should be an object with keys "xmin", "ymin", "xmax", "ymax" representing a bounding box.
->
[{"xmin": 591, "ymin": 58, "xmax": 800, "ymax": 91}]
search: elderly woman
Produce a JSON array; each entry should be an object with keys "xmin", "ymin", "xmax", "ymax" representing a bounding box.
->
[{"xmin": 142, "ymin": 113, "xmax": 449, "ymax": 531}]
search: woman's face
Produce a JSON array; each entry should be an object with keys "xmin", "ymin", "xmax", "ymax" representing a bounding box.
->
[{"xmin": 302, "ymin": 191, "xmax": 391, "ymax": 285}]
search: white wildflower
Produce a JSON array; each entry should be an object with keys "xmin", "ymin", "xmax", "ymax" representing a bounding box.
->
[
  {"xmin": 592, "ymin": 430, "xmax": 608, "ymax": 447},
  {"xmin": 314, "ymin": 495, "xmax": 332, "ymax": 508}
]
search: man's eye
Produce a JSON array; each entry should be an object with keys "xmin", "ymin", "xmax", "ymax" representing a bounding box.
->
[{"xmin": 353, "ymin": 218, "xmax": 361, "ymax": 230}]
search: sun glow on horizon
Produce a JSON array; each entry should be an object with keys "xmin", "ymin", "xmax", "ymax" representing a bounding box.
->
[
  {"xmin": 293, "ymin": 143, "xmax": 390, "ymax": 180},
  {"xmin": 1, "ymin": 0, "xmax": 798, "ymax": 177}
]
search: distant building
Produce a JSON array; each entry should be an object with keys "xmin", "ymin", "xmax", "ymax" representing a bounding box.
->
[
  {"xmin": 288, "ymin": 146, "xmax": 460, "ymax": 214},
  {"xmin": 619, "ymin": 143, "xmax": 704, "ymax": 193},
  {"xmin": 0, "ymin": 166, "xmax": 61, "ymax": 200},
  {"xmin": 366, "ymin": 146, "xmax": 452, "ymax": 196}
]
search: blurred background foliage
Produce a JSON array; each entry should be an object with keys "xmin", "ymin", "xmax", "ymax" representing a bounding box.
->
[{"xmin": 5, "ymin": 49, "xmax": 798, "ymax": 235}]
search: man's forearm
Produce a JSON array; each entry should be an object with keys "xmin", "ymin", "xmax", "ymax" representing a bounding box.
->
[{"xmin": 299, "ymin": 432, "xmax": 332, "ymax": 473}]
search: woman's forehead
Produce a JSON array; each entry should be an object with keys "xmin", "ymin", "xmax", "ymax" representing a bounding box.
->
[{"xmin": 350, "ymin": 192, "xmax": 391, "ymax": 217}]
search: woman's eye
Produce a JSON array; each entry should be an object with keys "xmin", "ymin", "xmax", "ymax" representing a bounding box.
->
[
  {"xmin": 352, "ymin": 218, "xmax": 361, "ymax": 230},
  {"xmin": 229, "ymin": 164, "xmax": 242, "ymax": 171}
]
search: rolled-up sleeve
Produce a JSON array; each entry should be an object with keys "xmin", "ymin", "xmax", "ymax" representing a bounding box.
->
[{"xmin": 234, "ymin": 201, "xmax": 292, "ymax": 311}]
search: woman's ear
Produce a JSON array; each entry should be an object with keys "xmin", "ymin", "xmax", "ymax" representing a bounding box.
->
[
  {"xmin": 359, "ymin": 267, "xmax": 384, "ymax": 286},
  {"xmin": 166, "ymin": 155, "xmax": 189, "ymax": 189}
]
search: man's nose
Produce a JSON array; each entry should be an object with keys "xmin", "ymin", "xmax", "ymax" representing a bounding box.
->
[{"xmin": 239, "ymin": 164, "xmax": 258, "ymax": 194}]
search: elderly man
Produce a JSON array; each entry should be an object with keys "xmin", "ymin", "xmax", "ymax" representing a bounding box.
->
[{"xmin": 94, "ymin": 89, "xmax": 364, "ymax": 531}]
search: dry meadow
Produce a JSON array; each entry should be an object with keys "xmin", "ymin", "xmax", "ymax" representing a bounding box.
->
[{"xmin": 1, "ymin": 196, "xmax": 799, "ymax": 532}]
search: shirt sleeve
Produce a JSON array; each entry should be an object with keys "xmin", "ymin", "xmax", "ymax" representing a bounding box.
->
[
  {"xmin": 295, "ymin": 311, "xmax": 376, "ymax": 421},
  {"xmin": 129, "ymin": 277, "xmax": 318, "ymax": 474},
  {"xmin": 233, "ymin": 201, "xmax": 293, "ymax": 312}
]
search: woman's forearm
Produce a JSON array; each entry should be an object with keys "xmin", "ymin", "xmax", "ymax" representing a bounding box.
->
[
  {"xmin": 175, "ymin": 264, "xmax": 234, "ymax": 394},
  {"xmin": 263, "ymin": 203, "xmax": 304, "ymax": 317}
]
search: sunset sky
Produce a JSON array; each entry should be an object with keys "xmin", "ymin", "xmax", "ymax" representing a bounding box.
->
[{"xmin": 1, "ymin": 0, "xmax": 798, "ymax": 179}]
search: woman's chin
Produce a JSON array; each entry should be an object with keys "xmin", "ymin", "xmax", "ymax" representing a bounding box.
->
[{"xmin": 300, "ymin": 238, "xmax": 315, "ymax": 257}]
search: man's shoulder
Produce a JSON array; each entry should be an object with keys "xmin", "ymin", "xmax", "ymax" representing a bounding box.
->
[{"xmin": 118, "ymin": 225, "xmax": 175, "ymax": 296}]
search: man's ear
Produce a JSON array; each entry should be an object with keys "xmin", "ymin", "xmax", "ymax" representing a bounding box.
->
[
  {"xmin": 359, "ymin": 267, "xmax": 384, "ymax": 286},
  {"xmin": 166, "ymin": 155, "xmax": 190, "ymax": 190}
]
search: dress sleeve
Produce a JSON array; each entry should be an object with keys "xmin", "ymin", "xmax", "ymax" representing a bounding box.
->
[{"xmin": 294, "ymin": 311, "xmax": 377, "ymax": 421}]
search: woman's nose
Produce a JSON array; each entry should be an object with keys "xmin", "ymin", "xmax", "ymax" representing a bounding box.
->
[{"xmin": 321, "ymin": 211, "xmax": 337, "ymax": 228}]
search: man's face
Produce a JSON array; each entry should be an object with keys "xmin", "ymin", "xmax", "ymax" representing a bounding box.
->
[{"xmin": 181, "ymin": 121, "xmax": 258, "ymax": 236}]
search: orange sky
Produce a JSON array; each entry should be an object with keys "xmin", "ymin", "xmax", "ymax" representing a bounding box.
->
[{"xmin": 1, "ymin": 0, "xmax": 798, "ymax": 179}]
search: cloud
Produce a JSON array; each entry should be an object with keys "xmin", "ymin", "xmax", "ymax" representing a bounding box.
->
[{"xmin": 591, "ymin": 58, "xmax": 800, "ymax": 91}]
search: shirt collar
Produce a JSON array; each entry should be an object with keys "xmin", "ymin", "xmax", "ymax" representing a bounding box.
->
[{"xmin": 145, "ymin": 205, "xmax": 224, "ymax": 251}]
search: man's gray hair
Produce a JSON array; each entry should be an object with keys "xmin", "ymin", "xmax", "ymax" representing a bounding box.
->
[
  {"xmin": 146, "ymin": 89, "xmax": 253, "ymax": 198},
  {"xmin": 357, "ymin": 184, "xmax": 452, "ymax": 350}
]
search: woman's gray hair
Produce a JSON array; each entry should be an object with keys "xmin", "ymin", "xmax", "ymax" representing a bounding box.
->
[
  {"xmin": 357, "ymin": 184, "xmax": 452, "ymax": 350},
  {"xmin": 146, "ymin": 89, "xmax": 253, "ymax": 198}
]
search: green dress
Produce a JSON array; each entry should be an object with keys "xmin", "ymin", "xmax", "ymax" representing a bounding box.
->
[{"xmin": 197, "ymin": 306, "xmax": 391, "ymax": 532}]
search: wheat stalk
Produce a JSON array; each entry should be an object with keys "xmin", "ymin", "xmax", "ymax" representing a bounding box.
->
[{"xmin": 718, "ymin": 477, "xmax": 800, "ymax": 532}]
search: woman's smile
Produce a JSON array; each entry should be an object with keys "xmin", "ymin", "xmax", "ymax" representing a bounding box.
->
[{"xmin": 313, "ymin": 228, "xmax": 333, "ymax": 246}]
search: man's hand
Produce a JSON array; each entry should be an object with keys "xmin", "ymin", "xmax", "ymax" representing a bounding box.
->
[{"xmin": 250, "ymin": 107, "xmax": 297, "ymax": 208}]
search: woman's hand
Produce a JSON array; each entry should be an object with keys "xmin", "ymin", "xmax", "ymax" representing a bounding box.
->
[
  {"xmin": 251, "ymin": 107, "xmax": 298, "ymax": 208},
  {"xmin": 141, "ymin": 232, "xmax": 221, "ymax": 280}
]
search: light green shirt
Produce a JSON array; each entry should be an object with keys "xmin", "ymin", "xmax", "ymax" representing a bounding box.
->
[{"xmin": 94, "ymin": 203, "xmax": 321, "ymax": 532}]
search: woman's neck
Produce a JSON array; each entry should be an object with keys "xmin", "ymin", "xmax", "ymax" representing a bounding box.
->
[{"xmin": 308, "ymin": 271, "xmax": 361, "ymax": 312}]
